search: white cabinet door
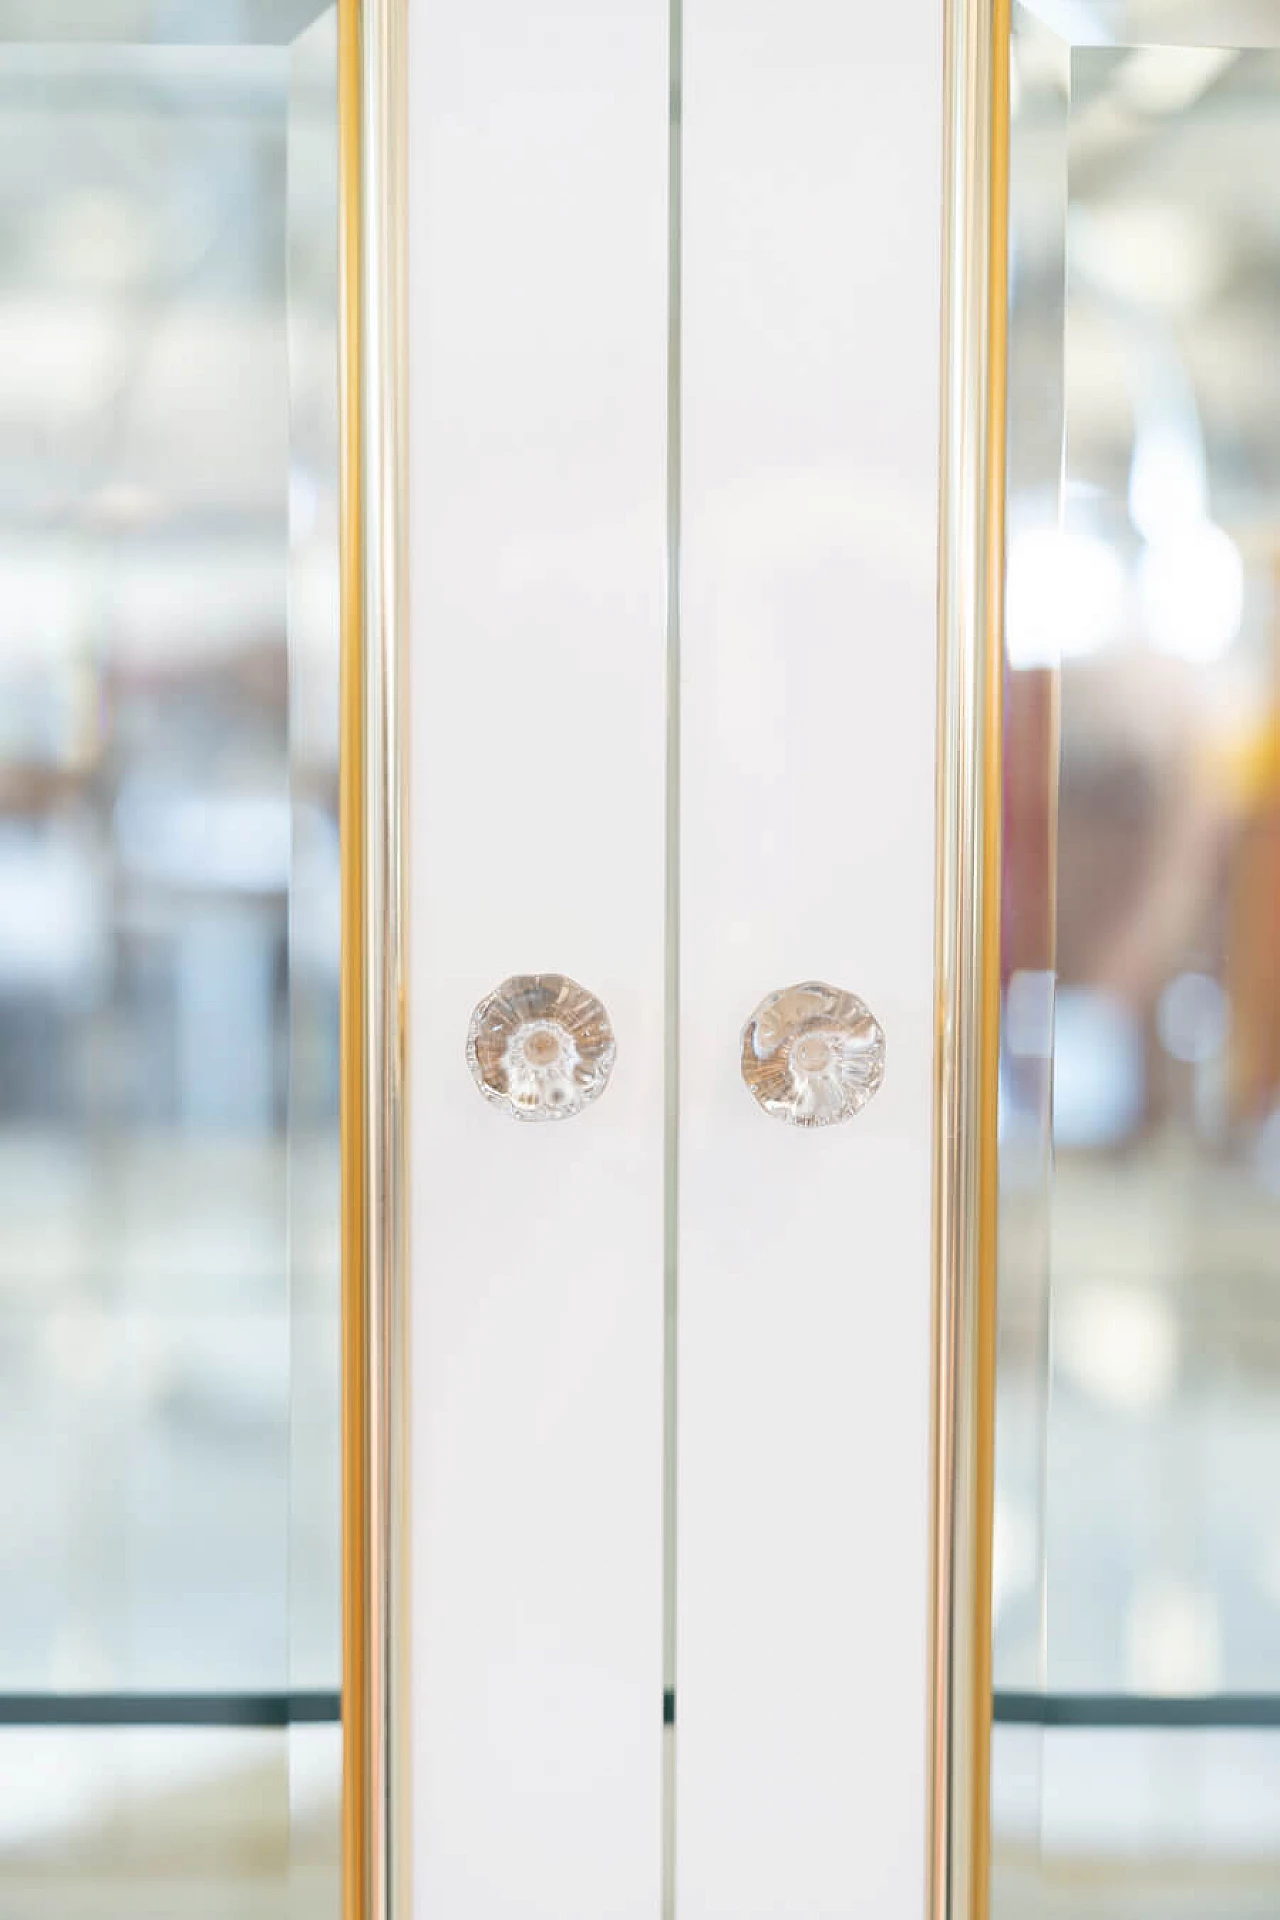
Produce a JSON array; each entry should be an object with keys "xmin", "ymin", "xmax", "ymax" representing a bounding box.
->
[
  {"xmin": 675, "ymin": 4, "xmax": 941, "ymax": 1914},
  {"xmin": 407, "ymin": 1, "xmax": 942, "ymax": 1914},
  {"xmin": 407, "ymin": 5, "xmax": 669, "ymax": 1915}
]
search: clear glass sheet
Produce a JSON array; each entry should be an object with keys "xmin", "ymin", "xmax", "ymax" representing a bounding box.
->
[
  {"xmin": 285, "ymin": 0, "xmax": 340, "ymax": 1705},
  {"xmin": 1043, "ymin": 41, "xmax": 1280, "ymax": 1704},
  {"xmin": 992, "ymin": 4, "xmax": 1069, "ymax": 1896},
  {"xmin": 996, "ymin": 11, "xmax": 1280, "ymax": 1914},
  {"xmin": 996, "ymin": 1, "xmax": 1067, "ymax": 1702},
  {"xmin": 285, "ymin": 14, "xmax": 341, "ymax": 1909},
  {"xmin": 0, "ymin": 6, "xmax": 339, "ymax": 1914},
  {"xmin": 0, "ymin": 32, "xmax": 295, "ymax": 1699}
]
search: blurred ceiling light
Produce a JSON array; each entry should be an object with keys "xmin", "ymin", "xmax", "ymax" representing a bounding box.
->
[
  {"xmin": 1053, "ymin": 987, "xmax": 1145, "ymax": 1147},
  {"xmin": 1156, "ymin": 971, "xmax": 1230, "ymax": 1064},
  {"xmin": 1056, "ymin": 1281, "xmax": 1178, "ymax": 1414},
  {"xmin": 0, "ymin": 547, "xmax": 84, "ymax": 663},
  {"xmin": 0, "ymin": 828, "xmax": 106, "ymax": 991},
  {"xmin": 1115, "ymin": 44, "xmax": 1235, "ymax": 116},
  {"xmin": 1072, "ymin": 203, "xmax": 1224, "ymax": 314},
  {"xmin": 1005, "ymin": 526, "xmax": 1125, "ymax": 668},
  {"xmin": 1138, "ymin": 519, "xmax": 1243, "ymax": 663},
  {"xmin": 1128, "ymin": 419, "xmax": 1206, "ymax": 542}
]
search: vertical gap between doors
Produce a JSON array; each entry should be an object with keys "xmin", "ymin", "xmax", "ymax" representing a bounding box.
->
[{"xmin": 661, "ymin": 0, "xmax": 684, "ymax": 1912}]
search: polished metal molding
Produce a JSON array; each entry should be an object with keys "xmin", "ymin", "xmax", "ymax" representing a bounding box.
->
[
  {"xmin": 339, "ymin": 1, "xmax": 410, "ymax": 1918},
  {"xmin": 931, "ymin": 0, "xmax": 1008, "ymax": 1918},
  {"xmin": 740, "ymin": 981, "xmax": 886, "ymax": 1127},
  {"xmin": 466, "ymin": 974, "xmax": 617, "ymax": 1121}
]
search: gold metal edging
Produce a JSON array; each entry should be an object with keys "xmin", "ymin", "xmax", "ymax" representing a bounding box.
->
[
  {"xmin": 929, "ymin": 1, "xmax": 1009, "ymax": 1918},
  {"xmin": 341, "ymin": 1, "xmax": 410, "ymax": 1917},
  {"xmin": 338, "ymin": 0, "xmax": 368, "ymax": 1907}
]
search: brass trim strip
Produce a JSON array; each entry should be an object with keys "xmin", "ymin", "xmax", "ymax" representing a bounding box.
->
[
  {"xmin": 930, "ymin": 1, "xmax": 1009, "ymax": 1918},
  {"xmin": 338, "ymin": 0, "xmax": 367, "ymax": 1901},
  {"xmin": 341, "ymin": 0, "xmax": 409, "ymax": 1916}
]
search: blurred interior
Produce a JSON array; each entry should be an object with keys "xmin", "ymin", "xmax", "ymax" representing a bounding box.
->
[
  {"xmin": 996, "ymin": 12, "xmax": 1280, "ymax": 1915},
  {"xmin": 0, "ymin": 8, "xmax": 341, "ymax": 1916}
]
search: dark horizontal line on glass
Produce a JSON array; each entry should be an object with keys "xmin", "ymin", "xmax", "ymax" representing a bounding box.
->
[
  {"xmin": 0, "ymin": 1691, "xmax": 340, "ymax": 1728},
  {"xmin": 995, "ymin": 1690, "xmax": 1280, "ymax": 1730}
]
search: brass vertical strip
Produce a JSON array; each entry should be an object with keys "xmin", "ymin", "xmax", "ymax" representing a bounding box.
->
[
  {"xmin": 338, "ymin": 0, "xmax": 369, "ymax": 1911},
  {"xmin": 341, "ymin": 1, "xmax": 410, "ymax": 1917},
  {"xmin": 973, "ymin": 14, "xmax": 1009, "ymax": 1915},
  {"xmin": 972, "ymin": 13, "xmax": 1008, "ymax": 1894},
  {"xmin": 930, "ymin": 1, "xmax": 1009, "ymax": 1918}
]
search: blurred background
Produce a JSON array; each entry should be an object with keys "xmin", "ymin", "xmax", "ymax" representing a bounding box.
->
[
  {"xmin": 0, "ymin": 8, "xmax": 341, "ymax": 1916},
  {"xmin": 996, "ymin": 17, "xmax": 1280, "ymax": 1916}
]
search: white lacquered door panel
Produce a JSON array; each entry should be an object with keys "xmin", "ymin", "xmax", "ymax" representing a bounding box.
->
[
  {"xmin": 675, "ymin": 4, "xmax": 942, "ymax": 1914},
  {"xmin": 407, "ymin": 2, "xmax": 943, "ymax": 1914},
  {"xmin": 407, "ymin": 5, "xmax": 669, "ymax": 1915}
]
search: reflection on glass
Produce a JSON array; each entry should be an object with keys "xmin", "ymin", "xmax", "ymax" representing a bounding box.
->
[
  {"xmin": 0, "ymin": 9, "xmax": 340, "ymax": 1916},
  {"xmin": 996, "ymin": 12, "xmax": 1280, "ymax": 1915}
]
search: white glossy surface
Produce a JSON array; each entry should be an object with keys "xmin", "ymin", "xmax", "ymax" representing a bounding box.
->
[
  {"xmin": 675, "ymin": 1, "xmax": 940, "ymax": 1913},
  {"xmin": 407, "ymin": 3, "xmax": 668, "ymax": 1914},
  {"xmin": 407, "ymin": 0, "xmax": 942, "ymax": 1912}
]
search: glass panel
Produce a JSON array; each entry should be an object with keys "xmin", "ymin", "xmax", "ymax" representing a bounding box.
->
[
  {"xmin": 997, "ymin": 9, "xmax": 1280, "ymax": 1914},
  {"xmin": 0, "ymin": 7, "xmax": 340, "ymax": 1915}
]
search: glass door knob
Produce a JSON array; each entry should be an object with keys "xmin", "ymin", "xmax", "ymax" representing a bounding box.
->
[
  {"xmin": 466, "ymin": 973, "xmax": 616, "ymax": 1121},
  {"xmin": 741, "ymin": 981, "xmax": 886, "ymax": 1127}
]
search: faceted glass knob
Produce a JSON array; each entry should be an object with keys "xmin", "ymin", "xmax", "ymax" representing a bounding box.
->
[
  {"xmin": 741, "ymin": 981, "xmax": 885, "ymax": 1128},
  {"xmin": 466, "ymin": 973, "xmax": 616, "ymax": 1122}
]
